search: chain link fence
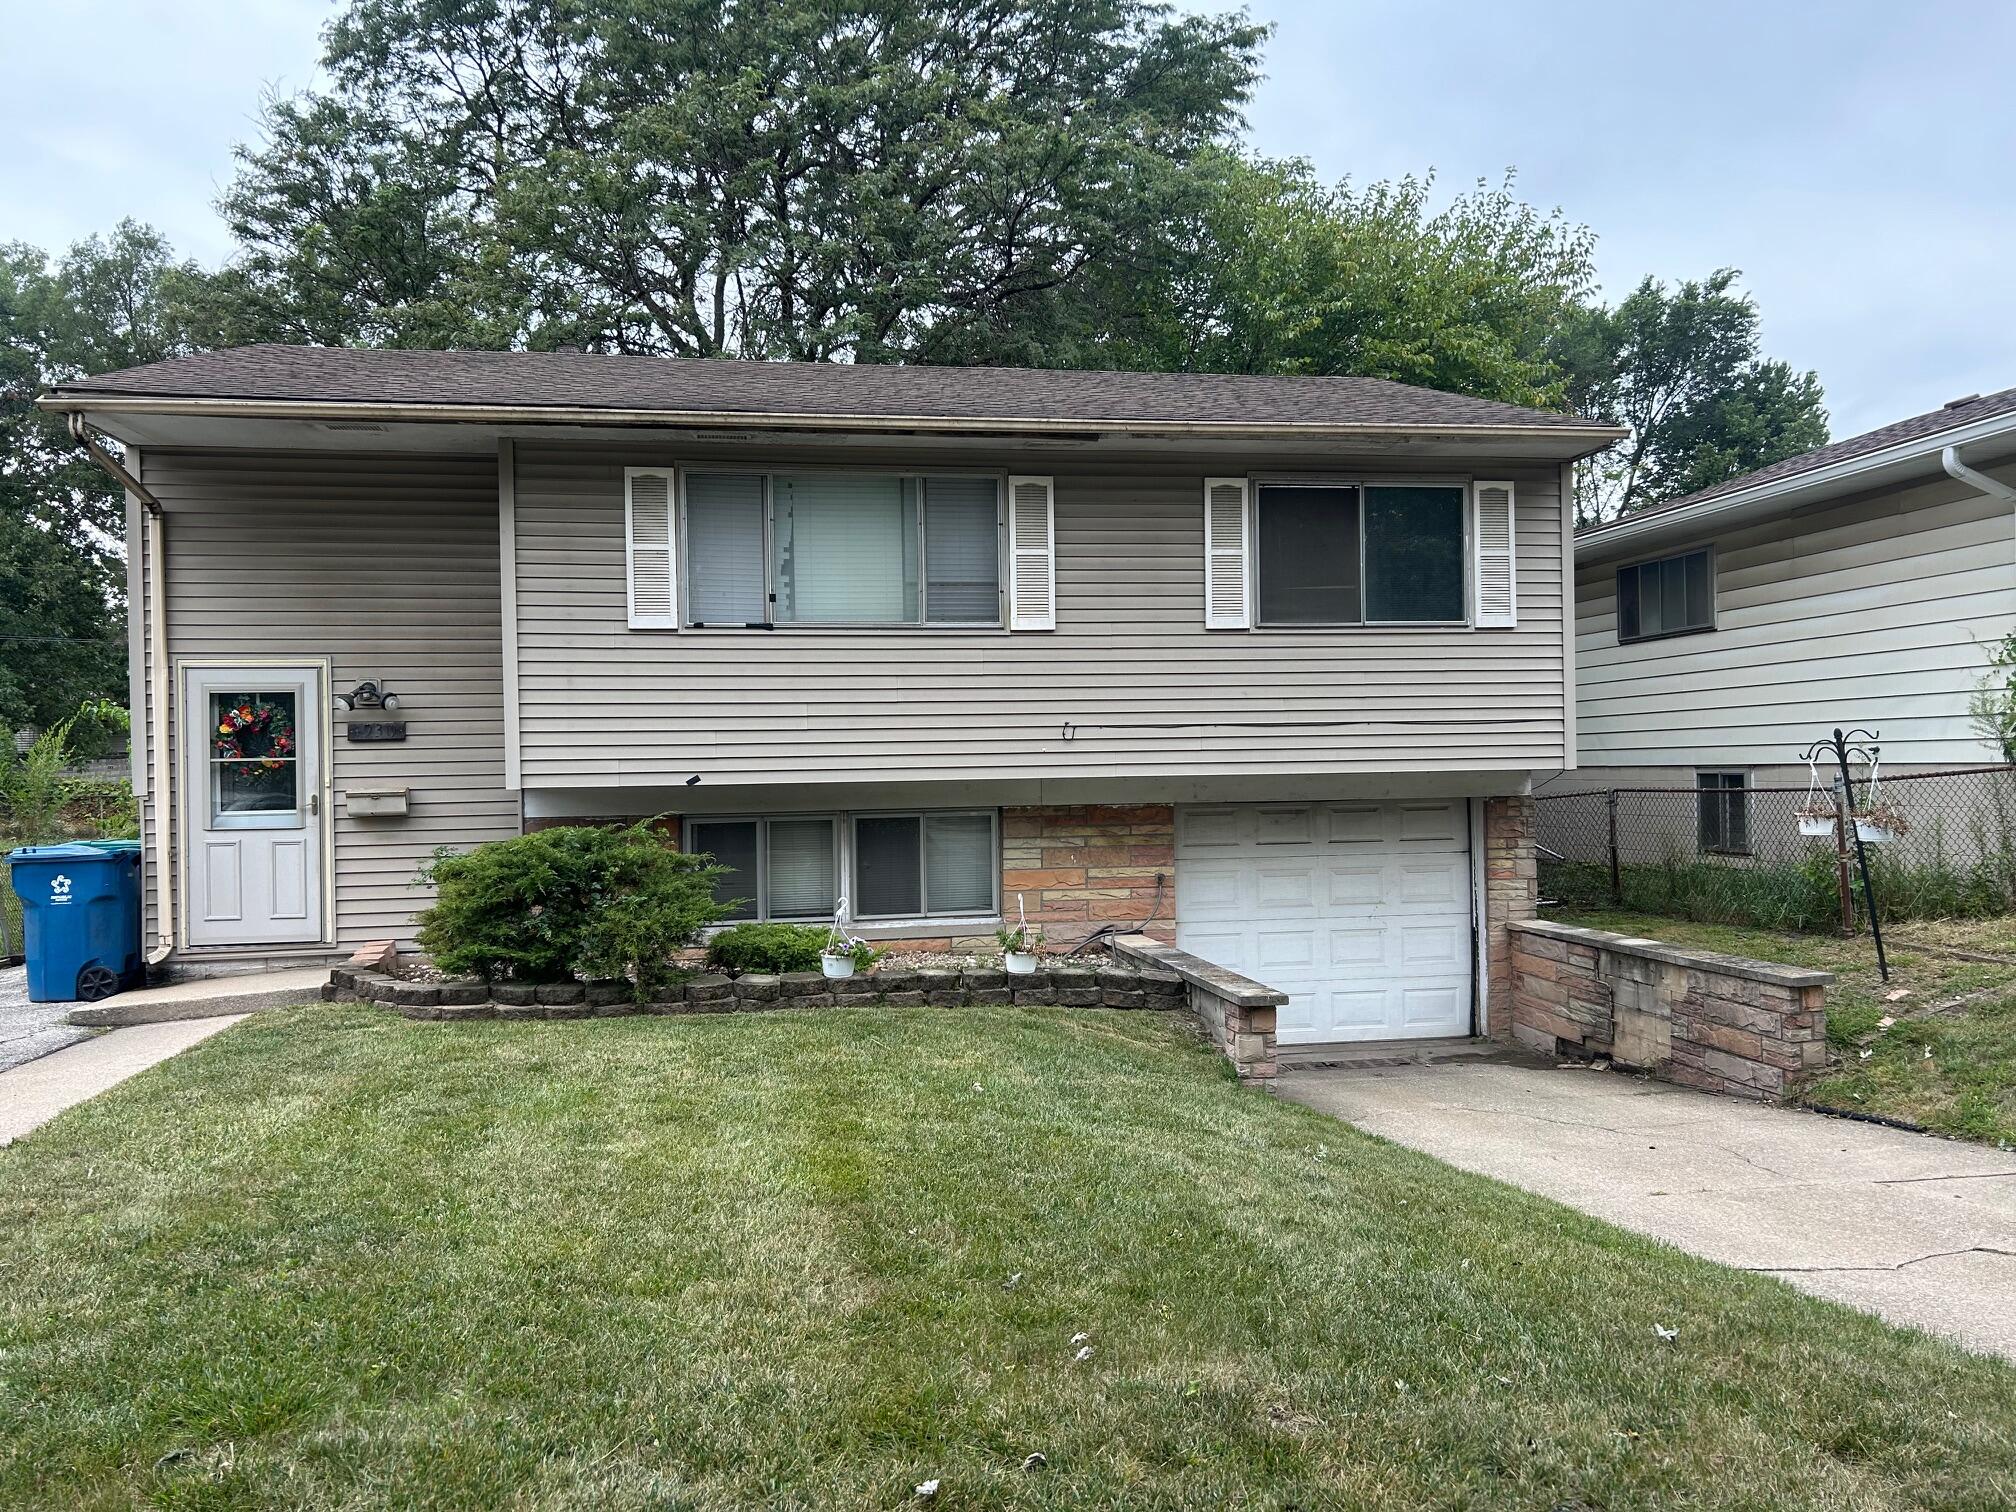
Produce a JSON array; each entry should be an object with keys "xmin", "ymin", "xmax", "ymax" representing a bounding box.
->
[{"xmin": 1537, "ymin": 765, "xmax": 2016, "ymax": 932}]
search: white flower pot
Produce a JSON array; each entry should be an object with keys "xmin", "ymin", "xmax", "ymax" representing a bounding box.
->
[
  {"xmin": 820, "ymin": 954, "xmax": 856, "ymax": 979},
  {"xmin": 1004, "ymin": 951, "xmax": 1039, "ymax": 975},
  {"xmin": 1855, "ymin": 819, "xmax": 1896, "ymax": 844},
  {"xmin": 1798, "ymin": 815, "xmax": 1837, "ymax": 838}
]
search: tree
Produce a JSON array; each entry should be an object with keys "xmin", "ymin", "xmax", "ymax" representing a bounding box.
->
[
  {"xmin": 1561, "ymin": 269, "xmax": 1827, "ymax": 525},
  {"xmin": 0, "ymin": 222, "xmax": 205, "ymax": 729},
  {"xmin": 219, "ymin": 0, "xmax": 1269, "ymax": 360},
  {"xmin": 1062, "ymin": 155, "xmax": 1597, "ymax": 406}
]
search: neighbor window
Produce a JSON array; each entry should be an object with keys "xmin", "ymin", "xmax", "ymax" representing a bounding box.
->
[
  {"xmin": 1697, "ymin": 771, "xmax": 1750, "ymax": 855},
  {"xmin": 682, "ymin": 471, "xmax": 1002, "ymax": 627},
  {"xmin": 685, "ymin": 810, "xmax": 998, "ymax": 923},
  {"xmin": 1254, "ymin": 483, "xmax": 1466, "ymax": 625},
  {"xmin": 1617, "ymin": 548, "xmax": 1714, "ymax": 642}
]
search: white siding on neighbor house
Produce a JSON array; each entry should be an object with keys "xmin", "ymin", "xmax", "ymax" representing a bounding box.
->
[
  {"xmin": 1576, "ymin": 462, "xmax": 2016, "ymax": 768},
  {"xmin": 510, "ymin": 443, "xmax": 1571, "ymax": 789},
  {"xmin": 134, "ymin": 450, "xmax": 519, "ymax": 949}
]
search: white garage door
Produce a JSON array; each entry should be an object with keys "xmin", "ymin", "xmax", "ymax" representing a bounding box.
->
[{"xmin": 1176, "ymin": 801, "xmax": 1474, "ymax": 1044}]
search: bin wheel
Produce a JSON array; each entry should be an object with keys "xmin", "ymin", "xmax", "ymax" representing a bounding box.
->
[{"xmin": 76, "ymin": 964, "xmax": 120, "ymax": 1002}]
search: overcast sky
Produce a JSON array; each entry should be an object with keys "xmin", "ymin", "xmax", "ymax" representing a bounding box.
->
[{"xmin": 4, "ymin": 0, "xmax": 2011, "ymax": 436}]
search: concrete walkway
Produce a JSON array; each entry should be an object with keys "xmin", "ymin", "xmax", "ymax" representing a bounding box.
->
[
  {"xmin": 1281, "ymin": 1060, "xmax": 2016, "ymax": 1363},
  {"xmin": 0, "ymin": 962, "xmax": 93, "ymax": 1072},
  {"xmin": 0, "ymin": 1015, "xmax": 245, "ymax": 1145}
]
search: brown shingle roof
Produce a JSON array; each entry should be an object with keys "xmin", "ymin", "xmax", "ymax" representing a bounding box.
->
[
  {"xmin": 50, "ymin": 344, "xmax": 1613, "ymax": 433},
  {"xmin": 1602, "ymin": 384, "xmax": 2016, "ymax": 527}
]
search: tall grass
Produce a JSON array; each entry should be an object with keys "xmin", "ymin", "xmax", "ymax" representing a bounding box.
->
[{"xmin": 1543, "ymin": 842, "xmax": 2016, "ymax": 933}]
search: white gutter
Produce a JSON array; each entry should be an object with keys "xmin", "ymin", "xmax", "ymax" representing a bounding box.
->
[
  {"xmin": 66, "ymin": 416, "xmax": 175, "ymax": 963},
  {"xmin": 1943, "ymin": 445, "xmax": 2016, "ymax": 565},
  {"xmin": 39, "ymin": 391, "xmax": 1624, "ymax": 450},
  {"xmin": 1579, "ymin": 405, "xmax": 2016, "ymax": 557},
  {"xmin": 144, "ymin": 500, "xmax": 174, "ymax": 963}
]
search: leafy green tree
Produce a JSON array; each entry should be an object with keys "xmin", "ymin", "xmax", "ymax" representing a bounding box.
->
[
  {"xmin": 1561, "ymin": 268, "xmax": 1828, "ymax": 525},
  {"xmin": 1064, "ymin": 155, "xmax": 1598, "ymax": 406},
  {"xmin": 1, "ymin": 223, "xmax": 209, "ymax": 729},
  {"xmin": 219, "ymin": 0, "xmax": 1269, "ymax": 360}
]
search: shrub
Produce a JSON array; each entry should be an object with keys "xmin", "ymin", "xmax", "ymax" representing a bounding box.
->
[
  {"xmin": 705, "ymin": 922, "xmax": 830, "ymax": 975},
  {"xmin": 415, "ymin": 821, "xmax": 727, "ymax": 997}
]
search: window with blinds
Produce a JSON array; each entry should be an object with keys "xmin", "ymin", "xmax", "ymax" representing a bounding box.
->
[
  {"xmin": 684, "ymin": 811, "xmax": 999, "ymax": 924},
  {"xmin": 673, "ymin": 470, "xmax": 1005, "ymax": 628}
]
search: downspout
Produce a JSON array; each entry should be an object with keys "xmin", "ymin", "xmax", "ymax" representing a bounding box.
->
[
  {"xmin": 67, "ymin": 415, "xmax": 176, "ymax": 964},
  {"xmin": 1942, "ymin": 445, "xmax": 2016, "ymax": 560}
]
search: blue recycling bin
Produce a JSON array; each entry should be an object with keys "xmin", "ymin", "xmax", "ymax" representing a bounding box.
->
[{"xmin": 7, "ymin": 840, "xmax": 145, "ymax": 1003}]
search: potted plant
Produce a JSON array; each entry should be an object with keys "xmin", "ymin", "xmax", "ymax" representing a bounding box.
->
[
  {"xmin": 1853, "ymin": 802, "xmax": 1910, "ymax": 844},
  {"xmin": 1795, "ymin": 803, "xmax": 1839, "ymax": 839},
  {"xmin": 997, "ymin": 922, "xmax": 1045, "ymax": 975},
  {"xmin": 821, "ymin": 938, "xmax": 880, "ymax": 979}
]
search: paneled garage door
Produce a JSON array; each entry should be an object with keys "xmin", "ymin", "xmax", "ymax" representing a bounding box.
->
[{"xmin": 1175, "ymin": 801, "xmax": 1474, "ymax": 1044}]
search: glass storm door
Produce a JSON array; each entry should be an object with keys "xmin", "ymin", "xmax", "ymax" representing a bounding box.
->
[{"xmin": 182, "ymin": 666, "xmax": 325, "ymax": 945}]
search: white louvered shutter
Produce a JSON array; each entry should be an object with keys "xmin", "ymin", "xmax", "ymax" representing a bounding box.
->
[
  {"xmin": 1203, "ymin": 477, "xmax": 1251, "ymax": 629},
  {"xmin": 1005, "ymin": 475, "xmax": 1056, "ymax": 630},
  {"xmin": 626, "ymin": 468, "xmax": 678, "ymax": 628},
  {"xmin": 1472, "ymin": 480, "xmax": 1517, "ymax": 628}
]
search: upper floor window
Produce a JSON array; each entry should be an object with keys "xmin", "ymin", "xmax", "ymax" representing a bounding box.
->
[
  {"xmin": 682, "ymin": 471, "xmax": 1002, "ymax": 628},
  {"xmin": 1253, "ymin": 483, "xmax": 1468, "ymax": 626},
  {"xmin": 1617, "ymin": 548, "xmax": 1713, "ymax": 643}
]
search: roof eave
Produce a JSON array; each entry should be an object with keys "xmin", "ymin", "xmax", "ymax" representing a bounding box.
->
[
  {"xmin": 38, "ymin": 390, "xmax": 1626, "ymax": 453},
  {"xmin": 1575, "ymin": 406, "xmax": 2016, "ymax": 560}
]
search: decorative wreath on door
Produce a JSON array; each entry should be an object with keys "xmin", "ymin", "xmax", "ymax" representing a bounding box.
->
[{"xmin": 213, "ymin": 699, "xmax": 297, "ymax": 779}]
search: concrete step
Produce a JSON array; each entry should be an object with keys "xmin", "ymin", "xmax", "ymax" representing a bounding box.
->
[{"xmin": 64, "ymin": 966, "xmax": 328, "ymax": 1027}]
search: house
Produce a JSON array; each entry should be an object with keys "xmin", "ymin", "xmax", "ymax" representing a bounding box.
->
[
  {"xmin": 1564, "ymin": 388, "xmax": 2016, "ymax": 856},
  {"xmin": 42, "ymin": 347, "xmax": 1620, "ymax": 1047}
]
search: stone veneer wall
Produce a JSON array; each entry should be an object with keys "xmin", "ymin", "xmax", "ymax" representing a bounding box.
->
[
  {"xmin": 1508, "ymin": 919, "xmax": 1833, "ymax": 1100},
  {"xmin": 1481, "ymin": 795, "xmax": 1538, "ymax": 1040},
  {"xmin": 526, "ymin": 807, "xmax": 1175, "ymax": 950},
  {"xmin": 1002, "ymin": 805, "xmax": 1178, "ymax": 946},
  {"xmin": 1111, "ymin": 933, "xmax": 1284, "ymax": 1087}
]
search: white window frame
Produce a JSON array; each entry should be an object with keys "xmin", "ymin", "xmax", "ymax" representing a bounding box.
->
[
  {"xmin": 1249, "ymin": 476, "xmax": 1474, "ymax": 629},
  {"xmin": 683, "ymin": 809, "xmax": 1002, "ymax": 926},
  {"xmin": 674, "ymin": 467, "xmax": 1007, "ymax": 630}
]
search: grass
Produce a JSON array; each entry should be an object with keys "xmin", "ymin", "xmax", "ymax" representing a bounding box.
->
[
  {"xmin": 1551, "ymin": 907, "xmax": 2016, "ymax": 1148},
  {"xmin": 4, "ymin": 1005, "xmax": 2016, "ymax": 1508}
]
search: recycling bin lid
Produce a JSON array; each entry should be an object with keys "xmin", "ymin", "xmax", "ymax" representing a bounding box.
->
[{"xmin": 6, "ymin": 840, "xmax": 140, "ymax": 864}]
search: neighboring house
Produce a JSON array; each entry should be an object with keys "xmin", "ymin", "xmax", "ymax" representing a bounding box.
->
[
  {"xmin": 42, "ymin": 347, "xmax": 1618, "ymax": 1046},
  {"xmin": 1564, "ymin": 388, "xmax": 2016, "ymax": 849}
]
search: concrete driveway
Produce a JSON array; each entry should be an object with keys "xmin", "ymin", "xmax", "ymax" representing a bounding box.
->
[
  {"xmin": 0, "ymin": 962, "xmax": 93, "ymax": 1072},
  {"xmin": 1281, "ymin": 1060, "xmax": 2016, "ymax": 1363}
]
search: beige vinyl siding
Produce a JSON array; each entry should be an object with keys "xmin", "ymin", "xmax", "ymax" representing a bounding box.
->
[
  {"xmin": 512, "ymin": 443, "xmax": 1569, "ymax": 787},
  {"xmin": 135, "ymin": 449, "xmax": 518, "ymax": 948},
  {"xmin": 1576, "ymin": 462, "xmax": 2016, "ymax": 767}
]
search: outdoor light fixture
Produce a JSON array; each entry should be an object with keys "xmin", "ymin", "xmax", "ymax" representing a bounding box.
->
[{"xmin": 334, "ymin": 679, "xmax": 401, "ymax": 712}]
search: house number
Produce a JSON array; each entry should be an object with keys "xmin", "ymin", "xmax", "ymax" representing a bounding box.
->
[{"xmin": 347, "ymin": 721, "xmax": 408, "ymax": 742}]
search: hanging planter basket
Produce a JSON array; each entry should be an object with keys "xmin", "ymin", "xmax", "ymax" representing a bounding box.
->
[
  {"xmin": 820, "ymin": 951, "xmax": 857, "ymax": 980},
  {"xmin": 1852, "ymin": 803, "xmax": 1910, "ymax": 845},
  {"xmin": 1797, "ymin": 811, "xmax": 1838, "ymax": 839},
  {"xmin": 998, "ymin": 893, "xmax": 1045, "ymax": 974}
]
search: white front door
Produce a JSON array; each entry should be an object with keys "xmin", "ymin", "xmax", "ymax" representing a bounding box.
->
[
  {"xmin": 182, "ymin": 665, "xmax": 326, "ymax": 946},
  {"xmin": 1176, "ymin": 801, "xmax": 1474, "ymax": 1044}
]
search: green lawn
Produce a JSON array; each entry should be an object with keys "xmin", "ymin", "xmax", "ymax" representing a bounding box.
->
[
  {"xmin": 5, "ymin": 1006, "xmax": 2016, "ymax": 1508},
  {"xmin": 1551, "ymin": 907, "xmax": 2016, "ymax": 1146}
]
